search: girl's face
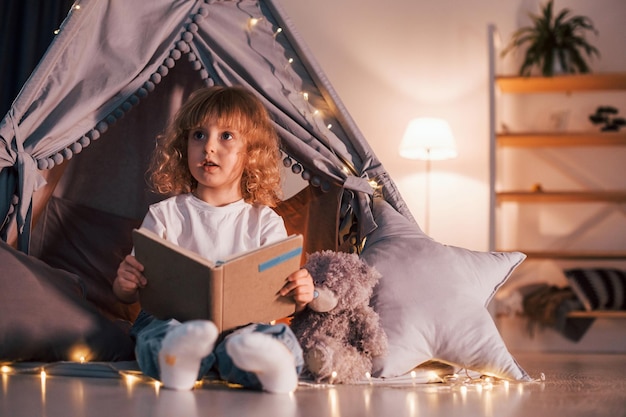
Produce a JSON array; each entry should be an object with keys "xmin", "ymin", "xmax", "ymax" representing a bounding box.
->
[{"xmin": 187, "ymin": 121, "xmax": 247, "ymax": 206}]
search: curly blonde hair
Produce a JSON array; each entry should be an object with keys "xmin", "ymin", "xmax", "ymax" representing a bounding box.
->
[{"xmin": 149, "ymin": 86, "xmax": 283, "ymax": 207}]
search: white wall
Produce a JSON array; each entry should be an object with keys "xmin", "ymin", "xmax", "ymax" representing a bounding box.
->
[{"xmin": 279, "ymin": 0, "xmax": 626, "ymax": 251}]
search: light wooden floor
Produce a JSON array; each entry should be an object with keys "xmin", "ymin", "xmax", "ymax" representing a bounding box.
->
[{"xmin": 1, "ymin": 352, "xmax": 625, "ymax": 417}]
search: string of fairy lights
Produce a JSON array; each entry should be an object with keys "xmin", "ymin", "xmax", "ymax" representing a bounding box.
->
[
  {"xmin": 1, "ymin": 358, "xmax": 545, "ymax": 398},
  {"xmin": 245, "ymin": 12, "xmax": 364, "ymax": 187},
  {"xmin": 1, "ymin": 1, "xmax": 552, "ymax": 394},
  {"xmin": 1, "ymin": 1, "xmax": 549, "ymax": 392}
]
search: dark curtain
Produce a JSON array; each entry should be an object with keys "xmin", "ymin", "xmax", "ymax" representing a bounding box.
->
[{"xmin": 0, "ymin": 0, "xmax": 74, "ymax": 117}]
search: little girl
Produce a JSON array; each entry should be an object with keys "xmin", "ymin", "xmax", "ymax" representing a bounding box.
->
[{"xmin": 113, "ymin": 86, "xmax": 315, "ymax": 393}]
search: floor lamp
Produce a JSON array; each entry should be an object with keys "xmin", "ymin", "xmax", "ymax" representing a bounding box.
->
[{"xmin": 399, "ymin": 117, "xmax": 457, "ymax": 235}]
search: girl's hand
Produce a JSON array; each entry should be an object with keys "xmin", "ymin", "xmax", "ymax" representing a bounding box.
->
[
  {"xmin": 112, "ymin": 254, "xmax": 147, "ymax": 303},
  {"xmin": 280, "ymin": 268, "xmax": 315, "ymax": 312}
]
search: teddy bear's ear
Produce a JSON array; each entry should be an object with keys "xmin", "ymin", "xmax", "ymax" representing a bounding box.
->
[{"xmin": 308, "ymin": 286, "xmax": 338, "ymax": 312}]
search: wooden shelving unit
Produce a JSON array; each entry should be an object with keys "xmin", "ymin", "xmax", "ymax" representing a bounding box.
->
[{"xmin": 487, "ymin": 25, "xmax": 626, "ymax": 341}]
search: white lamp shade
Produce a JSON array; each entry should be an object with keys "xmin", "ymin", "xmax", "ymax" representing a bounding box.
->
[{"xmin": 399, "ymin": 117, "xmax": 458, "ymax": 160}]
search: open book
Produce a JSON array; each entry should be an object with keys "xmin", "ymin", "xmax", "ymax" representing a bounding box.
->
[{"xmin": 132, "ymin": 228, "xmax": 303, "ymax": 332}]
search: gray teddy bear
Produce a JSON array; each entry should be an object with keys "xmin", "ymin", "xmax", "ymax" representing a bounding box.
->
[{"xmin": 290, "ymin": 250, "xmax": 388, "ymax": 383}]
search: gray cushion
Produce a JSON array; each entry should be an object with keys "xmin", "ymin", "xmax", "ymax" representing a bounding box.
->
[
  {"xmin": 0, "ymin": 240, "xmax": 135, "ymax": 362},
  {"xmin": 361, "ymin": 198, "xmax": 530, "ymax": 380},
  {"xmin": 565, "ymin": 268, "xmax": 626, "ymax": 311}
]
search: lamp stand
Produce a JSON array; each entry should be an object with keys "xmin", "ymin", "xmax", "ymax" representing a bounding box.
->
[{"xmin": 424, "ymin": 148, "xmax": 431, "ymax": 236}]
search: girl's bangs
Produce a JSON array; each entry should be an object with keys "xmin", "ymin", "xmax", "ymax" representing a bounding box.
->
[
  {"xmin": 186, "ymin": 93, "xmax": 256, "ymax": 136},
  {"xmin": 204, "ymin": 107, "xmax": 252, "ymax": 134}
]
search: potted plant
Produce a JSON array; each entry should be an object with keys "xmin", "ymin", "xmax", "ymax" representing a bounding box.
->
[{"xmin": 501, "ymin": 0, "xmax": 600, "ymax": 76}]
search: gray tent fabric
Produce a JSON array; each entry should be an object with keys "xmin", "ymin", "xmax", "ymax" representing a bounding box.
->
[{"xmin": 0, "ymin": 0, "xmax": 415, "ymax": 254}]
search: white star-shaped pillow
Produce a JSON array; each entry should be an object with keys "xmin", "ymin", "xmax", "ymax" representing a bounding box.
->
[{"xmin": 362, "ymin": 199, "xmax": 530, "ymax": 380}]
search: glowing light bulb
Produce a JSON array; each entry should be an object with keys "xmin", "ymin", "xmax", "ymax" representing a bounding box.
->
[
  {"xmin": 249, "ymin": 18, "xmax": 260, "ymax": 26},
  {"xmin": 302, "ymin": 92, "xmax": 309, "ymax": 101},
  {"xmin": 40, "ymin": 370, "xmax": 47, "ymax": 380},
  {"xmin": 74, "ymin": 5, "xmax": 81, "ymax": 10},
  {"xmin": 0, "ymin": 366, "xmax": 10, "ymax": 374},
  {"xmin": 444, "ymin": 373, "xmax": 459, "ymax": 384},
  {"xmin": 427, "ymin": 371, "xmax": 440, "ymax": 383},
  {"xmin": 327, "ymin": 123, "xmax": 333, "ymax": 129},
  {"xmin": 69, "ymin": 343, "xmax": 91, "ymax": 363}
]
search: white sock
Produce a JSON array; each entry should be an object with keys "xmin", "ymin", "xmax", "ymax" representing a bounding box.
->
[
  {"xmin": 158, "ymin": 320, "xmax": 218, "ymax": 390},
  {"xmin": 225, "ymin": 332, "xmax": 298, "ymax": 394}
]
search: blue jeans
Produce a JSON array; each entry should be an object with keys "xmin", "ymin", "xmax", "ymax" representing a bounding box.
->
[{"xmin": 131, "ymin": 311, "xmax": 304, "ymax": 390}]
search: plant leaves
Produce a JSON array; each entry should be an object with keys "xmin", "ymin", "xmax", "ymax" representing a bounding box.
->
[{"xmin": 501, "ymin": 0, "xmax": 599, "ymax": 76}]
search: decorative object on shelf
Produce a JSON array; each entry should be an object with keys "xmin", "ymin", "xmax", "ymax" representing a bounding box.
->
[
  {"xmin": 501, "ymin": 0, "xmax": 599, "ymax": 76},
  {"xmin": 564, "ymin": 268, "xmax": 626, "ymax": 311},
  {"xmin": 589, "ymin": 106, "xmax": 625, "ymax": 131},
  {"xmin": 399, "ymin": 117, "xmax": 457, "ymax": 235},
  {"xmin": 549, "ymin": 109, "xmax": 570, "ymax": 131}
]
